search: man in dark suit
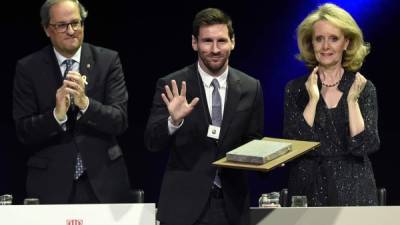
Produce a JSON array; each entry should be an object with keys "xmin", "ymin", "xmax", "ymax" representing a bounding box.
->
[
  {"xmin": 145, "ymin": 8, "xmax": 264, "ymax": 225},
  {"xmin": 12, "ymin": 0, "xmax": 132, "ymax": 204}
]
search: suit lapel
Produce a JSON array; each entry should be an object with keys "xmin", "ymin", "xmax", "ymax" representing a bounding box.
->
[
  {"xmin": 79, "ymin": 43, "xmax": 94, "ymax": 91},
  {"xmin": 43, "ymin": 46, "xmax": 64, "ymax": 86},
  {"xmin": 219, "ymin": 69, "xmax": 241, "ymax": 144},
  {"xmin": 185, "ymin": 65, "xmax": 211, "ymax": 137}
]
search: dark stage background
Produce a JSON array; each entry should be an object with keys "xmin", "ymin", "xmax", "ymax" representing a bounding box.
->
[{"xmin": 1, "ymin": 0, "xmax": 399, "ymax": 206}]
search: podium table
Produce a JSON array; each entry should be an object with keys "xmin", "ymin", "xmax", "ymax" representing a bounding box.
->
[
  {"xmin": 251, "ymin": 206, "xmax": 400, "ymax": 225},
  {"xmin": 0, "ymin": 203, "xmax": 155, "ymax": 225}
]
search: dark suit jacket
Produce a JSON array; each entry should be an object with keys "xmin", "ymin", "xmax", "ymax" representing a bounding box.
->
[
  {"xmin": 13, "ymin": 43, "xmax": 132, "ymax": 204},
  {"xmin": 145, "ymin": 64, "xmax": 264, "ymax": 225}
]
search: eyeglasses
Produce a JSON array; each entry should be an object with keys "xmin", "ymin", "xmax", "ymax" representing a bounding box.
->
[{"xmin": 48, "ymin": 20, "xmax": 83, "ymax": 33}]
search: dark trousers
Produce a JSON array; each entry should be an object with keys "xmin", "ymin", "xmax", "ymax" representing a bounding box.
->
[
  {"xmin": 160, "ymin": 186, "xmax": 231, "ymax": 225},
  {"xmin": 68, "ymin": 173, "xmax": 99, "ymax": 204},
  {"xmin": 194, "ymin": 186, "xmax": 231, "ymax": 225}
]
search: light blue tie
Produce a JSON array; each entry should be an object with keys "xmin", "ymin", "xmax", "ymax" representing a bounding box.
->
[
  {"xmin": 63, "ymin": 59, "xmax": 76, "ymax": 112},
  {"xmin": 211, "ymin": 79, "xmax": 222, "ymax": 188},
  {"xmin": 63, "ymin": 59, "xmax": 74, "ymax": 78}
]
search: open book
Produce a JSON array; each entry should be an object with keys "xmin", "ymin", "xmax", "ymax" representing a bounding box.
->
[{"xmin": 226, "ymin": 139, "xmax": 292, "ymax": 164}]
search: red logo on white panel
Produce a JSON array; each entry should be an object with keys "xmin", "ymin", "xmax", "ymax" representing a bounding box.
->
[{"xmin": 66, "ymin": 219, "xmax": 83, "ymax": 225}]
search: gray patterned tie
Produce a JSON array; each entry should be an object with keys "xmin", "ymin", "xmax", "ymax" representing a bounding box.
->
[
  {"xmin": 63, "ymin": 59, "xmax": 85, "ymax": 180},
  {"xmin": 211, "ymin": 79, "xmax": 222, "ymax": 188},
  {"xmin": 211, "ymin": 79, "xmax": 222, "ymax": 126}
]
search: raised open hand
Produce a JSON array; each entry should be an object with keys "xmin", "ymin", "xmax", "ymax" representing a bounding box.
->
[{"xmin": 161, "ymin": 80, "xmax": 199, "ymax": 125}]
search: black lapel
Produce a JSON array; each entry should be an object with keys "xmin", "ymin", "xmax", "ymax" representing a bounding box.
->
[
  {"xmin": 43, "ymin": 46, "xmax": 64, "ymax": 86},
  {"xmin": 185, "ymin": 64, "xmax": 210, "ymax": 136},
  {"xmin": 79, "ymin": 43, "xmax": 94, "ymax": 91},
  {"xmin": 219, "ymin": 68, "xmax": 241, "ymax": 144}
]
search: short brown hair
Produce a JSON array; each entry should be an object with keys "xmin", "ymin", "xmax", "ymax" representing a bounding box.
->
[{"xmin": 192, "ymin": 8, "xmax": 234, "ymax": 40}]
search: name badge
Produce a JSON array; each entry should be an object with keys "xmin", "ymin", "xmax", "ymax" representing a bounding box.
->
[{"xmin": 207, "ymin": 125, "xmax": 221, "ymax": 140}]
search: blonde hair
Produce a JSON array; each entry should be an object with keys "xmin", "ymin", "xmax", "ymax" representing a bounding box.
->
[{"xmin": 296, "ymin": 3, "xmax": 370, "ymax": 71}]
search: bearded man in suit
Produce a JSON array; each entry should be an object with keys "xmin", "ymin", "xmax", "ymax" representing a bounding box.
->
[{"xmin": 145, "ymin": 8, "xmax": 264, "ymax": 225}]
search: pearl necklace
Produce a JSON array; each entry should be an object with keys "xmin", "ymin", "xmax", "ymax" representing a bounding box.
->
[
  {"xmin": 320, "ymin": 68, "xmax": 343, "ymax": 87},
  {"xmin": 321, "ymin": 80, "xmax": 340, "ymax": 87}
]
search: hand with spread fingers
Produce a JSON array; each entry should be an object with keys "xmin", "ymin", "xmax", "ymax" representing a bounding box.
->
[
  {"xmin": 305, "ymin": 66, "xmax": 320, "ymax": 102},
  {"xmin": 347, "ymin": 72, "xmax": 367, "ymax": 103},
  {"xmin": 65, "ymin": 71, "xmax": 89, "ymax": 110},
  {"xmin": 161, "ymin": 80, "xmax": 199, "ymax": 126}
]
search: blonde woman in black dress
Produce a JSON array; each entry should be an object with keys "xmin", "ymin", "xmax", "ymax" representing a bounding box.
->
[{"xmin": 284, "ymin": 3, "xmax": 379, "ymax": 206}]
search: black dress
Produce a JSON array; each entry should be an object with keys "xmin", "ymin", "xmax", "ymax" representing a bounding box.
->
[{"xmin": 283, "ymin": 71, "xmax": 379, "ymax": 206}]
